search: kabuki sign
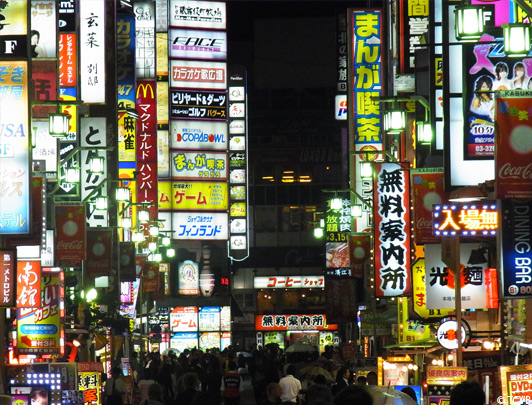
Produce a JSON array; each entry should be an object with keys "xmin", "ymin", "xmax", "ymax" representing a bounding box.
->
[{"xmin": 373, "ymin": 162, "xmax": 411, "ymax": 296}]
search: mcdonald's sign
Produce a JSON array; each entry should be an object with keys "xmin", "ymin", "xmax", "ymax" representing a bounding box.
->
[{"xmin": 136, "ymin": 81, "xmax": 155, "ymax": 99}]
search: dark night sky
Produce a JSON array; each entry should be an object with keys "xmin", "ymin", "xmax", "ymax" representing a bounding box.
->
[{"xmin": 225, "ymin": 1, "xmax": 385, "ymax": 89}]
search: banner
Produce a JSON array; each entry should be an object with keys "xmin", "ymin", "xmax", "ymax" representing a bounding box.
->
[
  {"xmin": 0, "ymin": 250, "xmax": 15, "ymax": 307},
  {"xmin": 119, "ymin": 242, "xmax": 136, "ymax": 282},
  {"xmin": 373, "ymin": 162, "xmax": 411, "ymax": 297},
  {"xmin": 411, "ymin": 168, "xmax": 447, "ymax": 244},
  {"xmin": 349, "ymin": 234, "xmax": 370, "ymax": 278},
  {"xmin": 496, "ymin": 94, "xmax": 532, "ymax": 199},
  {"xmin": 255, "ymin": 314, "xmax": 338, "ymax": 331},
  {"xmin": 16, "ymin": 260, "xmax": 40, "ymax": 308},
  {"xmin": 142, "ymin": 262, "xmax": 159, "ymax": 292},
  {"xmin": 55, "ymin": 205, "xmax": 86, "ymax": 267},
  {"xmin": 86, "ymin": 229, "xmax": 113, "ymax": 277}
]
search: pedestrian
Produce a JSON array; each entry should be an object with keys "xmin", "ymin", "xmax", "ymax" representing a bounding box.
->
[
  {"xmin": 449, "ymin": 381, "xmax": 485, "ymax": 405},
  {"xmin": 103, "ymin": 367, "xmax": 126, "ymax": 405},
  {"xmin": 366, "ymin": 371, "xmax": 378, "ymax": 386},
  {"xmin": 400, "ymin": 386, "xmax": 418, "ymax": 403},
  {"xmin": 279, "ymin": 364, "xmax": 301, "ymax": 404},
  {"xmin": 138, "ymin": 369, "xmax": 157, "ymax": 403},
  {"xmin": 331, "ymin": 367, "xmax": 350, "ymax": 395},
  {"xmin": 260, "ymin": 382, "xmax": 282, "ymax": 405},
  {"xmin": 142, "ymin": 383, "xmax": 165, "ymax": 405},
  {"xmin": 221, "ymin": 361, "xmax": 244, "ymax": 405},
  {"xmin": 303, "ymin": 374, "xmax": 332, "ymax": 405},
  {"xmin": 333, "ymin": 385, "xmax": 373, "ymax": 405},
  {"xmin": 176, "ymin": 372, "xmax": 201, "ymax": 405}
]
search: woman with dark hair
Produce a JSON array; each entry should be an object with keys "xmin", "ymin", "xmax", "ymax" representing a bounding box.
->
[
  {"xmin": 470, "ymin": 75, "xmax": 494, "ymax": 120},
  {"xmin": 493, "ymin": 61, "xmax": 512, "ymax": 90},
  {"xmin": 333, "ymin": 385, "xmax": 373, "ymax": 405}
]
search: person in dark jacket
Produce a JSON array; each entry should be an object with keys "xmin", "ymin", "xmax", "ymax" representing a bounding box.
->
[
  {"xmin": 302, "ymin": 374, "xmax": 332, "ymax": 405},
  {"xmin": 331, "ymin": 367, "xmax": 350, "ymax": 395},
  {"xmin": 221, "ymin": 361, "xmax": 243, "ymax": 405}
]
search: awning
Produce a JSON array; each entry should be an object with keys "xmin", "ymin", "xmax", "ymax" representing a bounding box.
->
[{"xmin": 383, "ymin": 337, "xmax": 441, "ymax": 355}]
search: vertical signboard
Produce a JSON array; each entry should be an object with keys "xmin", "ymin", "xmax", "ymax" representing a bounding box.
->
[
  {"xmin": 0, "ymin": 61, "xmax": 30, "ymax": 235},
  {"xmin": 117, "ymin": 10, "xmax": 137, "ymax": 173},
  {"xmin": 496, "ymin": 94, "xmax": 532, "ymax": 199},
  {"xmin": 30, "ymin": 0, "xmax": 56, "ymax": 58},
  {"xmin": 0, "ymin": 250, "xmax": 15, "ymax": 307},
  {"xmin": 228, "ymin": 68, "xmax": 247, "ymax": 259},
  {"xmin": 400, "ymin": 0, "xmax": 430, "ymax": 73},
  {"xmin": 373, "ymin": 162, "xmax": 411, "ymax": 297},
  {"xmin": 351, "ymin": 9, "xmax": 383, "ymax": 233},
  {"xmin": 80, "ymin": 117, "xmax": 108, "ymax": 227},
  {"xmin": 501, "ymin": 199, "xmax": 532, "ymax": 298},
  {"xmin": 16, "ymin": 260, "xmax": 40, "ymax": 308},
  {"xmin": 135, "ymin": 2, "xmax": 156, "ymax": 79},
  {"xmin": 325, "ymin": 194, "xmax": 351, "ymax": 272},
  {"xmin": 17, "ymin": 269, "xmax": 63, "ymax": 355},
  {"xmin": 79, "ymin": 0, "xmax": 106, "ymax": 103},
  {"xmin": 0, "ymin": 0, "xmax": 27, "ymax": 57}
]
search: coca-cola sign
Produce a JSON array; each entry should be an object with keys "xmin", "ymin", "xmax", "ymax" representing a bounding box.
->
[
  {"xmin": 86, "ymin": 229, "xmax": 113, "ymax": 277},
  {"xmin": 496, "ymin": 95, "xmax": 532, "ymax": 199},
  {"xmin": 55, "ymin": 205, "xmax": 86, "ymax": 267}
]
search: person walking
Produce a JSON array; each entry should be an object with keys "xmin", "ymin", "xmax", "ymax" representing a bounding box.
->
[
  {"xmin": 221, "ymin": 361, "xmax": 244, "ymax": 405},
  {"xmin": 279, "ymin": 365, "xmax": 301, "ymax": 404}
]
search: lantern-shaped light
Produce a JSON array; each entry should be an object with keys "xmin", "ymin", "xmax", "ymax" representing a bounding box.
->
[
  {"xmin": 313, "ymin": 227, "xmax": 324, "ymax": 238},
  {"xmin": 65, "ymin": 167, "xmax": 80, "ymax": 183},
  {"xmin": 89, "ymin": 156, "xmax": 105, "ymax": 174},
  {"xmin": 360, "ymin": 161, "xmax": 373, "ymax": 179},
  {"xmin": 351, "ymin": 204, "xmax": 363, "ymax": 218},
  {"xmin": 132, "ymin": 231, "xmax": 145, "ymax": 243},
  {"xmin": 454, "ymin": 6, "xmax": 484, "ymax": 41},
  {"xmin": 121, "ymin": 216, "xmax": 132, "ymax": 229},
  {"xmin": 503, "ymin": 23, "xmax": 531, "ymax": 57},
  {"xmin": 95, "ymin": 196, "xmax": 108, "ymax": 210},
  {"xmin": 138, "ymin": 208, "xmax": 150, "ymax": 223},
  {"xmin": 49, "ymin": 113, "xmax": 70, "ymax": 138},
  {"xmin": 115, "ymin": 186, "xmax": 131, "ymax": 202},
  {"xmin": 417, "ymin": 121, "xmax": 433, "ymax": 144},
  {"xmin": 383, "ymin": 109, "xmax": 406, "ymax": 133},
  {"xmin": 330, "ymin": 197, "xmax": 342, "ymax": 210}
]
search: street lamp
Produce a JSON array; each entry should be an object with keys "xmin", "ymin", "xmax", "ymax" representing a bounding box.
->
[
  {"xmin": 454, "ymin": 5, "xmax": 484, "ymax": 41},
  {"xmin": 49, "ymin": 112, "xmax": 70, "ymax": 138},
  {"xmin": 503, "ymin": 23, "xmax": 531, "ymax": 56},
  {"xmin": 383, "ymin": 108, "xmax": 406, "ymax": 134}
]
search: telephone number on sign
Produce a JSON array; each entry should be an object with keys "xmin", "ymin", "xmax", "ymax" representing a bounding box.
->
[{"xmin": 475, "ymin": 145, "xmax": 494, "ymax": 153}]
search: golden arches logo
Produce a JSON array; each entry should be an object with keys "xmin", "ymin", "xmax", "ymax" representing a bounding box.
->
[{"xmin": 136, "ymin": 83, "xmax": 154, "ymax": 99}]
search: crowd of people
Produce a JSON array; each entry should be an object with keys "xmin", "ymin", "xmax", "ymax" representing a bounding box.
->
[{"xmin": 101, "ymin": 345, "xmax": 486, "ymax": 405}]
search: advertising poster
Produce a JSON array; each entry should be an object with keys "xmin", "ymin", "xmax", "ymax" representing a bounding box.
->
[
  {"xmin": 17, "ymin": 271, "xmax": 62, "ymax": 355},
  {"xmin": 500, "ymin": 365, "xmax": 532, "ymax": 405},
  {"xmin": 410, "ymin": 168, "xmax": 447, "ymax": 244},
  {"xmin": 198, "ymin": 307, "xmax": 220, "ymax": 331},
  {"xmin": 170, "ymin": 307, "xmax": 198, "ymax": 332},
  {"xmin": 501, "ymin": 199, "xmax": 532, "ymax": 298},
  {"xmin": 425, "ymin": 244, "xmax": 496, "ymax": 309},
  {"xmin": 170, "ymin": 332, "xmax": 198, "ymax": 352},
  {"xmin": 30, "ymin": 0, "xmax": 57, "ymax": 58},
  {"xmin": 59, "ymin": 33, "xmax": 77, "ymax": 87},
  {"xmin": 496, "ymin": 94, "xmax": 532, "ymax": 199},
  {"xmin": 373, "ymin": 162, "xmax": 411, "ymax": 297},
  {"xmin": 199, "ymin": 332, "xmax": 220, "ymax": 350},
  {"xmin": 0, "ymin": 61, "xmax": 30, "ymax": 235}
]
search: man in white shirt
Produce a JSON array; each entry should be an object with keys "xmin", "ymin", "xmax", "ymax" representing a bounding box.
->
[{"xmin": 279, "ymin": 365, "xmax": 301, "ymax": 404}]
